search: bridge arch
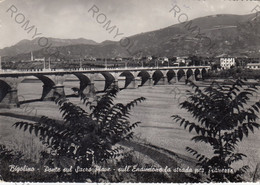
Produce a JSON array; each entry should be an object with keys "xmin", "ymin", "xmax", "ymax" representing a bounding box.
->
[
  {"xmin": 167, "ymin": 70, "xmax": 177, "ymax": 84},
  {"xmin": 0, "ymin": 80, "xmax": 12, "ymax": 103},
  {"xmin": 152, "ymin": 70, "xmax": 165, "ymax": 85},
  {"xmin": 194, "ymin": 69, "xmax": 201, "ymax": 80},
  {"xmin": 137, "ymin": 70, "xmax": 152, "ymax": 86},
  {"xmin": 35, "ymin": 75, "xmax": 55, "ymax": 87},
  {"xmin": 101, "ymin": 72, "xmax": 116, "ymax": 91},
  {"xmin": 186, "ymin": 69, "xmax": 193, "ymax": 79},
  {"xmin": 177, "ymin": 69, "xmax": 186, "ymax": 81},
  {"xmin": 201, "ymin": 68, "xmax": 207, "ymax": 79},
  {"xmin": 0, "ymin": 77, "xmax": 24, "ymax": 108},
  {"xmin": 119, "ymin": 71, "xmax": 135, "ymax": 88},
  {"xmin": 73, "ymin": 73, "xmax": 96, "ymax": 97},
  {"xmin": 186, "ymin": 69, "xmax": 194, "ymax": 80},
  {"xmin": 34, "ymin": 74, "xmax": 65, "ymax": 101}
]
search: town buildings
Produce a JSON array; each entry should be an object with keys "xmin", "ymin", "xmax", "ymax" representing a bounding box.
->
[
  {"xmin": 220, "ymin": 57, "xmax": 235, "ymax": 69},
  {"xmin": 246, "ymin": 63, "xmax": 260, "ymax": 70},
  {"xmin": 31, "ymin": 52, "xmax": 45, "ymax": 62}
]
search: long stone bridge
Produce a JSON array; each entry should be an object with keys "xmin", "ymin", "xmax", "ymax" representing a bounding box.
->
[{"xmin": 0, "ymin": 66, "xmax": 210, "ymax": 108}]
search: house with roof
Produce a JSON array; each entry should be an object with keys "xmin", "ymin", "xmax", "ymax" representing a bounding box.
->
[
  {"xmin": 146, "ymin": 56, "xmax": 153, "ymax": 61},
  {"xmin": 217, "ymin": 54, "xmax": 236, "ymax": 69},
  {"xmin": 115, "ymin": 57, "xmax": 123, "ymax": 61},
  {"xmin": 220, "ymin": 57, "xmax": 235, "ymax": 69},
  {"xmin": 246, "ymin": 63, "xmax": 260, "ymax": 70}
]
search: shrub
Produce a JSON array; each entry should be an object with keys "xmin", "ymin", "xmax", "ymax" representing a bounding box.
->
[
  {"xmin": 0, "ymin": 144, "xmax": 23, "ymax": 181},
  {"xmin": 13, "ymin": 85, "xmax": 145, "ymax": 182},
  {"xmin": 172, "ymin": 79, "xmax": 260, "ymax": 182}
]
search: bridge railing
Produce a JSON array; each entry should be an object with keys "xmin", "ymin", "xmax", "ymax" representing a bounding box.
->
[{"xmin": 0, "ymin": 65, "xmax": 211, "ymax": 74}]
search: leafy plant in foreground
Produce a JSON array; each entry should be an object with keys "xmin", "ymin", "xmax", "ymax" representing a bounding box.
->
[
  {"xmin": 13, "ymin": 85, "xmax": 145, "ymax": 181},
  {"xmin": 172, "ymin": 79, "xmax": 260, "ymax": 182}
]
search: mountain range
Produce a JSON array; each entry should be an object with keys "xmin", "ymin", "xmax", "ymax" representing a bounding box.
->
[
  {"xmin": 1, "ymin": 12, "xmax": 260, "ymax": 61},
  {"xmin": 0, "ymin": 38, "xmax": 98, "ymax": 57}
]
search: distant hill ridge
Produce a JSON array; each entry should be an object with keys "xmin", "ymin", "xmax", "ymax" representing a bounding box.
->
[
  {"xmin": 1, "ymin": 12, "xmax": 260, "ymax": 61},
  {"xmin": 0, "ymin": 37, "xmax": 98, "ymax": 57}
]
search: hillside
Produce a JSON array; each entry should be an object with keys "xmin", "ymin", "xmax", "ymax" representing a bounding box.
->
[
  {"xmin": 2, "ymin": 13, "xmax": 260, "ymax": 61},
  {"xmin": 0, "ymin": 37, "xmax": 98, "ymax": 57}
]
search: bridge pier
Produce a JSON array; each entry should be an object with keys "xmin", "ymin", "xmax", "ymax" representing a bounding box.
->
[
  {"xmin": 82, "ymin": 82, "xmax": 96, "ymax": 97},
  {"xmin": 83, "ymin": 74, "xmax": 96, "ymax": 97},
  {"xmin": 38, "ymin": 75, "xmax": 66, "ymax": 101},
  {"xmin": 124, "ymin": 72, "xmax": 140, "ymax": 89},
  {"xmin": 125, "ymin": 79, "xmax": 137, "ymax": 89},
  {"xmin": 0, "ymin": 77, "xmax": 24, "ymax": 108},
  {"xmin": 142, "ymin": 77, "xmax": 153, "ymax": 86},
  {"xmin": 177, "ymin": 69, "xmax": 187, "ymax": 82},
  {"xmin": 156, "ymin": 76, "xmax": 168, "ymax": 85},
  {"xmin": 110, "ymin": 72, "xmax": 121, "ymax": 88},
  {"xmin": 169, "ymin": 70, "xmax": 179, "ymax": 83},
  {"xmin": 189, "ymin": 75, "xmax": 195, "ymax": 81},
  {"xmin": 0, "ymin": 89, "xmax": 18, "ymax": 108},
  {"xmin": 138, "ymin": 71, "xmax": 153, "ymax": 86},
  {"xmin": 41, "ymin": 85, "xmax": 65, "ymax": 101},
  {"xmin": 196, "ymin": 74, "xmax": 202, "ymax": 80},
  {"xmin": 168, "ymin": 77, "xmax": 177, "ymax": 84},
  {"xmin": 74, "ymin": 73, "xmax": 96, "ymax": 98},
  {"xmin": 156, "ymin": 71, "xmax": 168, "ymax": 85},
  {"xmin": 146, "ymin": 71, "xmax": 156, "ymax": 86},
  {"xmin": 189, "ymin": 69, "xmax": 196, "ymax": 81},
  {"xmin": 101, "ymin": 72, "xmax": 117, "ymax": 91},
  {"xmin": 194, "ymin": 69, "xmax": 203, "ymax": 80}
]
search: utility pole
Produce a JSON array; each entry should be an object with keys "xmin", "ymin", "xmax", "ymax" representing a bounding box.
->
[
  {"xmin": 43, "ymin": 58, "xmax": 46, "ymax": 70},
  {"xmin": 105, "ymin": 58, "xmax": 107, "ymax": 69},
  {"xmin": 48, "ymin": 57, "xmax": 51, "ymax": 70},
  {"xmin": 31, "ymin": 51, "xmax": 34, "ymax": 61},
  {"xmin": 79, "ymin": 58, "xmax": 82, "ymax": 69}
]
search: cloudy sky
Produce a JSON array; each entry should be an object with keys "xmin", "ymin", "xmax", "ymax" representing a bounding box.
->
[{"xmin": 0, "ymin": 0, "xmax": 259, "ymax": 49}]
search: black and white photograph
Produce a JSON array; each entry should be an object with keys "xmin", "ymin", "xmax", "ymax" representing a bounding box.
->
[{"xmin": 0, "ymin": 0, "xmax": 260, "ymax": 183}]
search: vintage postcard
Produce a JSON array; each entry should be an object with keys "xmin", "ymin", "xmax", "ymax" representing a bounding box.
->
[{"xmin": 0, "ymin": 0, "xmax": 260, "ymax": 183}]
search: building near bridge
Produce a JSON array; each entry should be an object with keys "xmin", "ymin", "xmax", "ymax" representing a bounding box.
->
[
  {"xmin": 115, "ymin": 57, "xmax": 123, "ymax": 61},
  {"xmin": 31, "ymin": 51, "xmax": 45, "ymax": 62},
  {"xmin": 176, "ymin": 57, "xmax": 187, "ymax": 63},
  {"xmin": 146, "ymin": 56, "xmax": 153, "ymax": 61},
  {"xmin": 34, "ymin": 58, "xmax": 45, "ymax": 62},
  {"xmin": 158, "ymin": 57, "xmax": 169, "ymax": 62},
  {"xmin": 176, "ymin": 57, "xmax": 189, "ymax": 66},
  {"xmin": 246, "ymin": 63, "xmax": 260, "ymax": 69},
  {"xmin": 219, "ymin": 57, "xmax": 235, "ymax": 69}
]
